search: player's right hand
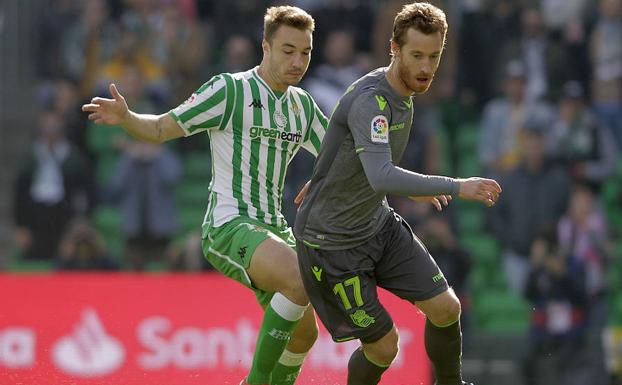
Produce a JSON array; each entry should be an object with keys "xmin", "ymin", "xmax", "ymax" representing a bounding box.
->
[
  {"xmin": 456, "ymin": 177, "xmax": 502, "ymax": 207},
  {"xmin": 81, "ymin": 84, "xmax": 129, "ymax": 126}
]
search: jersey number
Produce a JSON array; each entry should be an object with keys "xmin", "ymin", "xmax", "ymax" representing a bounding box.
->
[{"xmin": 333, "ymin": 276, "xmax": 364, "ymax": 310}]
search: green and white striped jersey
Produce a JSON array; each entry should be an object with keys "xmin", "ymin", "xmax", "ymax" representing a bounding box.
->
[{"xmin": 169, "ymin": 68, "xmax": 327, "ymax": 229}]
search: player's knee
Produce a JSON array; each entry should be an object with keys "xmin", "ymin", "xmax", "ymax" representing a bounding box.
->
[
  {"xmin": 429, "ymin": 295, "xmax": 461, "ymax": 326},
  {"xmin": 364, "ymin": 328, "xmax": 400, "ymax": 366},
  {"xmin": 294, "ymin": 320, "xmax": 318, "ymax": 350}
]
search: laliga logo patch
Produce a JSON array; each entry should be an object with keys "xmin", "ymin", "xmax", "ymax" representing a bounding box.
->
[{"xmin": 371, "ymin": 115, "xmax": 389, "ymax": 143}]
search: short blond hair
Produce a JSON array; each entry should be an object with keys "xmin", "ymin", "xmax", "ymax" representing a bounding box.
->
[
  {"xmin": 263, "ymin": 6, "xmax": 315, "ymax": 43},
  {"xmin": 392, "ymin": 2, "xmax": 448, "ymax": 47}
]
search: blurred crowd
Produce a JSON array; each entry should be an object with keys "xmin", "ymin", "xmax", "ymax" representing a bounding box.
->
[{"xmin": 7, "ymin": 0, "xmax": 622, "ymax": 383}]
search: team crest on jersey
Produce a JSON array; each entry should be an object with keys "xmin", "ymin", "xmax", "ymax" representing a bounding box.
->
[
  {"xmin": 273, "ymin": 110, "xmax": 288, "ymax": 128},
  {"xmin": 183, "ymin": 94, "xmax": 197, "ymax": 105},
  {"xmin": 370, "ymin": 115, "xmax": 389, "ymax": 143}
]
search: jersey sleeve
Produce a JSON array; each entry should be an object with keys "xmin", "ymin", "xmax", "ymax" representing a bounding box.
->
[
  {"xmin": 301, "ymin": 95, "xmax": 328, "ymax": 157},
  {"xmin": 168, "ymin": 74, "xmax": 232, "ymax": 136},
  {"xmin": 348, "ymin": 92, "xmax": 392, "ymax": 154}
]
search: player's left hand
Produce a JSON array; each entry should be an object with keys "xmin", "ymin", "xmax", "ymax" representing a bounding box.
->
[{"xmin": 409, "ymin": 194, "xmax": 452, "ymax": 211}]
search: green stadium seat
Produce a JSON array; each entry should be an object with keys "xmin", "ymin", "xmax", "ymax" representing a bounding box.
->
[
  {"xmin": 461, "ymin": 233, "xmax": 500, "ymax": 268},
  {"xmin": 175, "ymin": 181, "xmax": 208, "ymax": 206},
  {"xmin": 458, "ymin": 205, "xmax": 485, "ymax": 234},
  {"xmin": 94, "ymin": 206, "xmax": 121, "ymax": 232},
  {"xmin": 613, "ymin": 295, "xmax": 622, "ymax": 325},
  {"xmin": 457, "ymin": 152, "xmax": 481, "ymax": 177},
  {"xmin": 93, "ymin": 205, "xmax": 123, "ymax": 256},
  {"xmin": 96, "ymin": 153, "xmax": 119, "ymax": 186},
  {"xmin": 474, "ymin": 291, "xmax": 530, "ymax": 333},
  {"xmin": 183, "ymin": 152, "xmax": 212, "ymax": 180},
  {"xmin": 179, "ymin": 207, "xmax": 203, "ymax": 235},
  {"xmin": 7, "ymin": 259, "xmax": 54, "ymax": 272},
  {"xmin": 437, "ymin": 126, "xmax": 453, "ymax": 175},
  {"xmin": 457, "ymin": 123, "xmax": 479, "ymax": 151},
  {"xmin": 87, "ymin": 123, "xmax": 125, "ymax": 154}
]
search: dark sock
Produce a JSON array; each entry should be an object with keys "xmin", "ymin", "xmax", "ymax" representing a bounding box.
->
[
  {"xmin": 347, "ymin": 347, "xmax": 389, "ymax": 385},
  {"xmin": 425, "ymin": 319, "xmax": 463, "ymax": 385}
]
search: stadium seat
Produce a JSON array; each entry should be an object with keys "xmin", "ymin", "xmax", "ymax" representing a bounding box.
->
[
  {"xmin": 474, "ymin": 291, "xmax": 530, "ymax": 333},
  {"xmin": 175, "ymin": 180, "xmax": 208, "ymax": 207},
  {"xmin": 183, "ymin": 152, "xmax": 212, "ymax": 180},
  {"xmin": 461, "ymin": 233, "xmax": 500, "ymax": 269},
  {"xmin": 93, "ymin": 205, "xmax": 123, "ymax": 256},
  {"xmin": 458, "ymin": 204, "xmax": 485, "ymax": 234}
]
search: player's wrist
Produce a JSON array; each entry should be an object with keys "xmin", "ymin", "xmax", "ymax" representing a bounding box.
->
[{"xmin": 451, "ymin": 178, "xmax": 464, "ymax": 197}]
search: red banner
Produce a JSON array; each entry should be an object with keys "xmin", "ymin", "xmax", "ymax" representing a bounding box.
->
[{"xmin": 0, "ymin": 273, "xmax": 430, "ymax": 385}]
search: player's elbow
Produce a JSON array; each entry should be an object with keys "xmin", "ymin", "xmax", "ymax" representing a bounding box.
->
[{"xmin": 367, "ymin": 175, "xmax": 389, "ymax": 195}]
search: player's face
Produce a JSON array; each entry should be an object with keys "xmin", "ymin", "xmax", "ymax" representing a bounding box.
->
[
  {"xmin": 263, "ymin": 25, "xmax": 312, "ymax": 89},
  {"xmin": 393, "ymin": 28, "xmax": 443, "ymax": 94}
]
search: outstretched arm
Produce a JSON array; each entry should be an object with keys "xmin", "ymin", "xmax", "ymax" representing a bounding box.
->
[
  {"xmin": 359, "ymin": 151, "xmax": 501, "ymax": 207},
  {"xmin": 82, "ymin": 84, "xmax": 184, "ymax": 143}
]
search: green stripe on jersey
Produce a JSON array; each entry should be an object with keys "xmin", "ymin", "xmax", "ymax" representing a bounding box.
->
[
  {"xmin": 264, "ymin": 99, "xmax": 280, "ymax": 227},
  {"xmin": 232, "ymin": 77, "xmax": 249, "ymax": 217},
  {"xmin": 219, "ymin": 74, "xmax": 235, "ymax": 130},
  {"xmin": 177, "ymin": 86, "xmax": 225, "ymax": 124},
  {"xmin": 247, "ymin": 78, "xmax": 267, "ymax": 223}
]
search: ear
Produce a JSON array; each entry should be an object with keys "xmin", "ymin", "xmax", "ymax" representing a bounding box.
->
[
  {"xmin": 262, "ymin": 39, "xmax": 270, "ymax": 54},
  {"xmin": 390, "ymin": 39, "xmax": 400, "ymax": 57}
]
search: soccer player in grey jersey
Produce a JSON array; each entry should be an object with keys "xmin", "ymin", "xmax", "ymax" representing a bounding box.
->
[
  {"xmin": 294, "ymin": 3, "xmax": 501, "ymax": 385},
  {"xmin": 83, "ymin": 6, "xmax": 327, "ymax": 385}
]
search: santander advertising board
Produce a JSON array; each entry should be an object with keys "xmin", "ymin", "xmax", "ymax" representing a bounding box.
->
[{"xmin": 0, "ymin": 273, "xmax": 430, "ymax": 385}]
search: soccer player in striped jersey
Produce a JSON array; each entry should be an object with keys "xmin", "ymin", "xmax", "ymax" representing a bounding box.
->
[{"xmin": 82, "ymin": 6, "xmax": 326, "ymax": 385}]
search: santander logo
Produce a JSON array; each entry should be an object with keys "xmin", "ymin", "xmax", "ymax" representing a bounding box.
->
[{"xmin": 52, "ymin": 308, "xmax": 125, "ymax": 376}]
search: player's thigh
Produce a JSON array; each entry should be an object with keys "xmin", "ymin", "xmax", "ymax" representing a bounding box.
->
[
  {"xmin": 296, "ymin": 240, "xmax": 393, "ymax": 344},
  {"xmin": 375, "ymin": 213, "xmax": 449, "ymax": 303},
  {"xmin": 202, "ymin": 218, "xmax": 292, "ymax": 305},
  {"xmin": 247, "ymin": 234, "xmax": 306, "ymax": 301}
]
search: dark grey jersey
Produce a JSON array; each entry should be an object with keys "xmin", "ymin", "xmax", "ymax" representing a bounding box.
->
[{"xmin": 294, "ymin": 68, "xmax": 457, "ymax": 250}]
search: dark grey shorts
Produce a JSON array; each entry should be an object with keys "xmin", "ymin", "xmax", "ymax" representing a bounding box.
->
[{"xmin": 297, "ymin": 212, "xmax": 449, "ymax": 344}]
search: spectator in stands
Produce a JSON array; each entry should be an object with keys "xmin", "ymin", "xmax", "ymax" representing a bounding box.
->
[
  {"xmin": 108, "ymin": 138, "xmax": 181, "ymax": 271},
  {"xmin": 61, "ymin": 0, "xmax": 118, "ymax": 98},
  {"xmin": 97, "ymin": 26, "xmax": 167, "ymax": 107},
  {"xmin": 305, "ymin": 28, "xmax": 364, "ymax": 114},
  {"xmin": 560, "ymin": 20, "xmax": 591, "ymax": 91},
  {"xmin": 52, "ymin": 78, "xmax": 93, "ymax": 162},
  {"xmin": 589, "ymin": 0, "xmax": 622, "ymax": 148},
  {"xmin": 498, "ymin": 7, "xmax": 569, "ymax": 101},
  {"xmin": 523, "ymin": 228, "xmax": 589, "ymax": 385},
  {"xmin": 214, "ymin": 35, "xmax": 257, "ymax": 75},
  {"xmin": 547, "ymin": 81, "xmax": 619, "ymax": 190},
  {"xmin": 165, "ymin": 229, "xmax": 215, "ymax": 272},
  {"xmin": 478, "ymin": 60, "xmax": 554, "ymax": 173},
  {"xmin": 557, "ymin": 184, "xmax": 611, "ymax": 385},
  {"xmin": 154, "ymin": 0, "xmax": 210, "ymax": 105},
  {"xmin": 540, "ymin": 0, "xmax": 592, "ymax": 34},
  {"xmin": 56, "ymin": 217, "xmax": 119, "ymax": 270},
  {"xmin": 13, "ymin": 109, "xmax": 92, "ymax": 260},
  {"xmin": 488, "ymin": 113, "xmax": 571, "ymax": 295},
  {"xmin": 558, "ymin": 183, "xmax": 612, "ymax": 329}
]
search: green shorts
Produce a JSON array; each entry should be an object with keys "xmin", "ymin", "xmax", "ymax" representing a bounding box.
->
[{"xmin": 202, "ymin": 217, "xmax": 296, "ymax": 305}]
